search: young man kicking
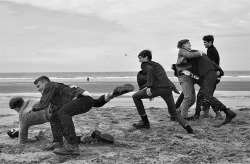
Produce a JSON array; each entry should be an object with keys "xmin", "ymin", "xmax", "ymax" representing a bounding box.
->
[{"xmin": 9, "ymin": 80, "xmax": 134, "ymax": 155}]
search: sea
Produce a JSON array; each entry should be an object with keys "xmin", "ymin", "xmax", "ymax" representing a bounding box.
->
[
  {"xmin": 0, "ymin": 71, "xmax": 250, "ymax": 95},
  {"xmin": 0, "ymin": 71, "xmax": 249, "ymax": 115}
]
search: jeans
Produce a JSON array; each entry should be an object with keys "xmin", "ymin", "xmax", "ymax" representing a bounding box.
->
[
  {"xmin": 132, "ymin": 87, "xmax": 188, "ymax": 127},
  {"xmin": 50, "ymin": 94, "xmax": 108, "ymax": 144},
  {"xmin": 178, "ymin": 75, "xmax": 196, "ymax": 118},
  {"xmin": 195, "ymin": 71, "xmax": 226, "ymax": 115}
]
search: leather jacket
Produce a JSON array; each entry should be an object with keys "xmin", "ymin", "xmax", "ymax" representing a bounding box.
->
[{"xmin": 33, "ymin": 82, "xmax": 86, "ymax": 112}]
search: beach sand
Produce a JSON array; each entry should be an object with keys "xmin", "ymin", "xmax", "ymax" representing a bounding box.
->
[{"xmin": 0, "ymin": 91, "xmax": 250, "ymax": 164}]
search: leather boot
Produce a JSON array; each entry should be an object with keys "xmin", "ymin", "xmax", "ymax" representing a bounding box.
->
[
  {"xmin": 132, "ymin": 120, "xmax": 150, "ymax": 129},
  {"xmin": 222, "ymin": 108, "xmax": 237, "ymax": 125},
  {"xmin": 53, "ymin": 143, "xmax": 80, "ymax": 156},
  {"xmin": 214, "ymin": 108, "xmax": 236, "ymax": 127}
]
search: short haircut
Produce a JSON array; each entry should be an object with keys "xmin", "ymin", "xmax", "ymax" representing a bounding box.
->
[
  {"xmin": 203, "ymin": 35, "xmax": 214, "ymax": 44},
  {"xmin": 9, "ymin": 97, "xmax": 24, "ymax": 109},
  {"xmin": 34, "ymin": 76, "xmax": 50, "ymax": 85},
  {"xmin": 138, "ymin": 49, "xmax": 152, "ymax": 61},
  {"xmin": 177, "ymin": 39, "xmax": 189, "ymax": 49}
]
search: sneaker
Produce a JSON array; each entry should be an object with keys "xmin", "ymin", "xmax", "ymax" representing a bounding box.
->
[
  {"xmin": 91, "ymin": 130, "xmax": 114, "ymax": 144},
  {"xmin": 112, "ymin": 84, "xmax": 134, "ymax": 97},
  {"xmin": 184, "ymin": 124, "xmax": 194, "ymax": 134},
  {"xmin": 80, "ymin": 136, "xmax": 96, "ymax": 144},
  {"xmin": 132, "ymin": 120, "xmax": 150, "ymax": 129},
  {"xmin": 214, "ymin": 112, "xmax": 223, "ymax": 120},
  {"xmin": 53, "ymin": 143, "xmax": 80, "ymax": 156},
  {"xmin": 44, "ymin": 142, "xmax": 63, "ymax": 151}
]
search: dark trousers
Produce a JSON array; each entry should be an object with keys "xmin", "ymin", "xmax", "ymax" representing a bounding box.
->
[
  {"xmin": 195, "ymin": 71, "xmax": 226, "ymax": 115},
  {"xmin": 50, "ymin": 95, "xmax": 107, "ymax": 144},
  {"xmin": 132, "ymin": 87, "xmax": 188, "ymax": 127}
]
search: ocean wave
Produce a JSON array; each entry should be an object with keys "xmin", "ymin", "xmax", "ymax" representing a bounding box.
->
[{"xmin": 1, "ymin": 75, "xmax": 250, "ymax": 80}]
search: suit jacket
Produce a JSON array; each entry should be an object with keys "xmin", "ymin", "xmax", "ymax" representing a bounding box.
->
[
  {"xmin": 137, "ymin": 61, "xmax": 178, "ymax": 93},
  {"xmin": 187, "ymin": 54, "xmax": 224, "ymax": 77}
]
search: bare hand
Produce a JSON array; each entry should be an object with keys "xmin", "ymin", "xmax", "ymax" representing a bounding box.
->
[
  {"xmin": 216, "ymin": 71, "xmax": 220, "ymax": 76},
  {"xmin": 146, "ymin": 88, "xmax": 152, "ymax": 96},
  {"xmin": 82, "ymin": 91, "xmax": 92, "ymax": 97}
]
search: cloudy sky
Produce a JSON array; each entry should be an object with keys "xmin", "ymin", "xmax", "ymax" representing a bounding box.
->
[{"xmin": 0, "ymin": 0, "xmax": 250, "ymax": 72}]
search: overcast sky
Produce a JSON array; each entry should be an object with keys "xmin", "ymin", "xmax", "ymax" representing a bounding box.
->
[{"xmin": 0, "ymin": 0, "xmax": 250, "ymax": 72}]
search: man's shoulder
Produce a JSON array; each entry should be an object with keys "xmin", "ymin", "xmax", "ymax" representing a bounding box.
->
[
  {"xmin": 208, "ymin": 45, "xmax": 218, "ymax": 52},
  {"xmin": 178, "ymin": 48, "xmax": 189, "ymax": 54}
]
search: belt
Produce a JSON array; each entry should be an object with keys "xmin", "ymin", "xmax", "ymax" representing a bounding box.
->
[{"xmin": 179, "ymin": 73, "xmax": 199, "ymax": 80}]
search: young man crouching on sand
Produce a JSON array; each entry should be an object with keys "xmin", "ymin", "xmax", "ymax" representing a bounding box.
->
[
  {"xmin": 9, "ymin": 82, "xmax": 134, "ymax": 154},
  {"xmin": 9, "ymin": 97, "xmax": 50, "ymax": 144}
]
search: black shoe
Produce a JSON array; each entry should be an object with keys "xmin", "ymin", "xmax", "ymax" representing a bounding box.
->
[
  {"xmin": 184, "ymin": 124, "xmax": 194, "ymax": 134},
  {"xmin": 7, "ymin": 129, "xmax": 19, "ymax": 138},
  {"xmin": 113, "ymin": 84, "xmax": 135, "ymax": 97},
  {"xmin": 185, "ymin": 114, "xmax": 200, "ymax": 121},
  {"xmin": 132, "ymin": 120, "xmax": 150, "ymax": 129},
  {"xmin": 91, "ymin": 130, "xmax": 114, "ymax": 144}
]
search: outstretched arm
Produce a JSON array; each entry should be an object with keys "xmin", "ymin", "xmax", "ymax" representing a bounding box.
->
[{"xmin": 179, "ymin": 49, "xmax": 203, "ymax": 59}]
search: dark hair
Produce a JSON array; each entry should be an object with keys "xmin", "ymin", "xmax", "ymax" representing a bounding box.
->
[
  {"xmin": 9, "ymin": 97, "xmax": 24, "ymax": 109},
  {"xmin": 177, "ymin": 39, "xmax": 189, "ymax": 49},
  {"xmin": 34, "ymin": 76, "xmax": 50, "ymax": 85},
  {"xmin": 203, "ymin": 35, "xmax": 214, "ymax": 44},
  {"xmin": 138, "ymin": 49, "xmax": 152, "ymax": 61}
]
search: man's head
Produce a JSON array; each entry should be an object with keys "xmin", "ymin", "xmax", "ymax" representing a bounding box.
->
[
  {"xmin": 203, "ymin": 35, "xmax": 214, "ymax": 48},
  {"xmin": 138, "ymin": 50, "xmax": 152, "ymax": 63},
  {"xmin": 34, "ymin": 76, "xmax": 50, "ymax": 94},
  {"xmin": 9, "ymin": 97, "xmax": 24, "ymax": 111},
  {"xmin": 177, "ymin": 39, "xmax": 191, "ymax": 50}
]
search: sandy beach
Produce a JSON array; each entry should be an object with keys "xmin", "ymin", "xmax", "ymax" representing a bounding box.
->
[{"xmin": 0, "ymin": 89, "xmax": 250, "ymax": 163}]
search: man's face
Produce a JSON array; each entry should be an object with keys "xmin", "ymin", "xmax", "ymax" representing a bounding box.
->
[
  {"xmin": 203, "ymin": 41, "xmax": 212, "ymax": 48},
  {"xmin": 35, "ymin": 81, "xmax": 47, "ymax": 94},
  {"xmin": 138, "ymin": 55, "xmax": 148, "ymax": 63},
  {"xmin": 183, "ymin": 41, "xmax": 191, "ymax": 50}
]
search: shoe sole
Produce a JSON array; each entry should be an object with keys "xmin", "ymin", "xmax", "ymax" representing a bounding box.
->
[{"xmin": 113, "ymin": 84, "xmax": 134, "ymax": 97}]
